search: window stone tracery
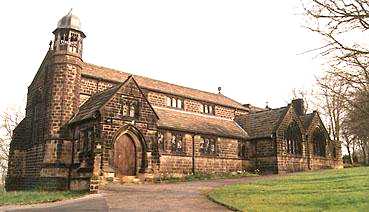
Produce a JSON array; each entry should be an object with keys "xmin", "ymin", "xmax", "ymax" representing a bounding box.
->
[
  {"xmin": 120, "ymin": 97, "xmax": 139, "ymax": 118},
  {"xmin": 200, "ymin": 137, "xmax": 217, "ymax": 155},
  {"xmin": 284, "ymin": 121, "xmax": 303, "ymax": 155},
  {"xmin": 170, "ymin": 133, "xmax": 184, "ymax": 154},
  {"xmin": 158, "ymin": 132, "xmax": 165, "ymax": 151},
  {"xmin": 313, "ymin": 128, "xmax": 326, "ymax": 157}
]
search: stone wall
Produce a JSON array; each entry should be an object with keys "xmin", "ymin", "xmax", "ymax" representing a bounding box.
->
[
  {"xmin": 254, "ymin": 156, "xmax": 278, "ymax": 174},
  {"xmin": 249, "ymin": 138, "xmax": 278, "ymax": 173},
  {"xmin": 310, "ymin": 157, "xmax": 343, "ymax": 170},
  {"xmin": 80, "ymin": 76, "xmax": 115, "ymax": 96},
  {"xmin": 157, "ymin": 130, "xmax": 250, "ymax": 175},
  {"xmin": 145, "ymin": 91, "xmax": 167, "ymax": 107},
  {"xmin": 276, "ymin": 155, "xmax": 308, "ymax": 173},
  {"xmin": 46, "ymin": 53, "xmax": 82, "ymax": 137},
  {"xmin": 6, "ymin": 143, "xmax": 60, "ymax": 190},
  {"xmin": 159, "ymin": 155, "xmax": 246, "ymax": 174}
]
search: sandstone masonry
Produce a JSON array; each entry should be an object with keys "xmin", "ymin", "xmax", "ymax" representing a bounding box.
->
[{"xmin": 6, "ymin": 11, "xmax": 343, "ymax": 192}]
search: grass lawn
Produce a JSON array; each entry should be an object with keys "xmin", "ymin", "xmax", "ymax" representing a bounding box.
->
[
  {"xmin": 0, "ymin": 189, "xmax": 88, "ymax": 206},
  {"xmin": 208, "ymin": 167, "xmax": 369, "ymax": 211}
]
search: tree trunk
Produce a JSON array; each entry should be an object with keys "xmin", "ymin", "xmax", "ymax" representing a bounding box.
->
[
  {"xmin": 346, "ymin": 145, "xmax": 353, "ymax": 164},
  {"xmin": 361, "ymin": 145, "xmax": 367, "ymax": 165},
  {"xmin": 352, "ymin": 140, "xmax": 357, "ymax": 163}
]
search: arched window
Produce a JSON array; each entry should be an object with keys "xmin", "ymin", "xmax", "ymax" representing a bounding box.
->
[
  {"xmin": 284, "ymin": 121, "xmax": 303, "ymax": 155},
  {"xmin": 313, "ymin": 128, "xmax": 326, "ymax": 157}
]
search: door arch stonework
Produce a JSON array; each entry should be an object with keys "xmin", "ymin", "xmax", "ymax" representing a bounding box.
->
[{"xmin": 111, "ymin": 124, "xmax": 147, "ymax": 176}]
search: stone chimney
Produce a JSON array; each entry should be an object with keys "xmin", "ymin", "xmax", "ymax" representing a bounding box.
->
[{"xmin": 292, "ymin": 99, "xmax": 305, "ymax": 116}]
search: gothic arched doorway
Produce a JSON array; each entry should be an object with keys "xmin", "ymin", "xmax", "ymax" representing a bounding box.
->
[
  {"xmin": 114, "ymin": 134, "xmax": 137, "ymax": 176},
  {"xmin": 111, "ymin": 124, "xmax": 148, "ymax": 177}
]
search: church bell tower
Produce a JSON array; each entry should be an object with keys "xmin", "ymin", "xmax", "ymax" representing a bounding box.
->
[
  {"xmin": 42, "ymin": 10, "xmax": 86, "ymax": 177},
  {"xmin": 52, "ymin": 9, "xmax": 86, "ymax": 57}
]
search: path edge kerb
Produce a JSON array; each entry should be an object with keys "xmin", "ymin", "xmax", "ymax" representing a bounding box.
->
[
  {"xmin": 207, "ymin": 194, "xmax": 241, "ymax": 212},
  {"xmin": 0, "ymin": 193, "xmax": 102, "ymax": 210}
]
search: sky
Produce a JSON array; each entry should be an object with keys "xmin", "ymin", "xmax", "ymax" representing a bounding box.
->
[{"xmin": 0, "ymin": 0, "xmax": 325, "ymax": 113}]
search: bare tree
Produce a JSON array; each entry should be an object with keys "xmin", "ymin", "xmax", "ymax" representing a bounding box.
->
[
  {"xmin": 315, "ymin": 73, "xmax": 348, "ymax": 142},
  {"xmin": 302, "ymin": 0, "xmax": 369, "ymax": 165},
  {"xmin": 302, "ymin": 0, "xmax": 369, "ymax": 113},
  {"xmin": 345, "ymin": 92, "xmax": 369, "ymax": 164},
  {"xmin": 0, "ymin": 108, "xmax": 24, "ymax": 186}
]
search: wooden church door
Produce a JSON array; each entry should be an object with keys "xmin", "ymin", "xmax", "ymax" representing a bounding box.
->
[{"xmin": 114, "ymin": 134, "xmax": 136, "ymax": 176}]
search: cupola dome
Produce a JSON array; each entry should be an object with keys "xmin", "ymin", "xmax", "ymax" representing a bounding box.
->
[{"xmin": 57, "ymin": 9, "xmax": 81, "ymax": 31}]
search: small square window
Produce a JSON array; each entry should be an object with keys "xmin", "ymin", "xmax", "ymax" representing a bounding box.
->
[
  {"xmin": 166, "ymin": 97, "xmax": 172, "ymax": 107},
  {"xmin": 171, "ymin": 98, "xmax": 177, "ymax": 108},
  {"xmin": 209, "ymin": 106, "xmax": 213, "ymax": 114},
  {"xmin": 204, "ymin": 105, "xmax": 209, "ymax": 113}
]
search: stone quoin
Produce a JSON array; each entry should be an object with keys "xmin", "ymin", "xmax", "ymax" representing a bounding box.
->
[{"xmin": 5, "ymin": 11, "xmax": 343, "ymax": 192}]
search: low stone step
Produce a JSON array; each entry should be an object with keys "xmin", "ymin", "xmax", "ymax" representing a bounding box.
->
[{"xmin": 115, "ymin": 176, "xmax": 141, "ymax": 184}]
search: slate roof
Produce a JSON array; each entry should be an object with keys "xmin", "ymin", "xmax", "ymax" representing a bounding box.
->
[
  {"xmin": 154, "ymin": 107, "xmax": 249, "ymax": 139},
  {"xmin": 69, "ymin": 84, "xmax": 122, "ymax": 124},
  {"xmin": 82, "ymin": 63, "xmax": 247, "ymax": 110},
  {"xmin": 235, "ymin": 106, "xmax": 288, "ymax": 139}
]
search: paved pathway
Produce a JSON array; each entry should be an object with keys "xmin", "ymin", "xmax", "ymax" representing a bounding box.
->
[{"xmin": 2, "ymin": 175, "xmax": 279, "ymax": 212}]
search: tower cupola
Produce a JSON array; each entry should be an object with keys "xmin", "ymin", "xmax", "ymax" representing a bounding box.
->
[
  {"xmin": 52, "ymin": 9, "xmax": 86, "ymax": 57},
  {"xmin": 57, "ymin": 10, "xmax": 82, "ymax": 31}
]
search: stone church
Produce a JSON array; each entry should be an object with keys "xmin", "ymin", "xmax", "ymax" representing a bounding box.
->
[{"xmin": 6, "ymin": 11, "xmax": 342, "ymax": 192}]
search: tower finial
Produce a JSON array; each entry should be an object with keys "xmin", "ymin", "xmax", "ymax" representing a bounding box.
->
[
  {"xmin": 265, "ymin": 101, "xmax": 271, "ymax": 110},
  {"xmin": 68, "ymin": 8, "xmax": 73, "ymax": 15}
]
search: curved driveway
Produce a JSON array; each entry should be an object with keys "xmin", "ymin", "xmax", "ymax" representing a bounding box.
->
[{"xmin": 3, "ymin": 175, "xmax": 278, "ymax": 212}]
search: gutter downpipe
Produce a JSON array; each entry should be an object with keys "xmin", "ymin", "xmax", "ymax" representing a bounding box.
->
[{"xmin": 192, "ymin": 135, "xmax": 195, "ymax": 175}]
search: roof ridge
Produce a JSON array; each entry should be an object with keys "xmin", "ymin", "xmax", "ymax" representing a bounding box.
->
[
  {"xmin": 85, "ymin": 62, "xmax": 247, "ymax": 110},
  {"xmin": 86, "ymin": 63, "xmax": 221, "ymax": 96},
  {"xmin": 250, "ymin": 106, "xmax": 288, "ymax": 115}
]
